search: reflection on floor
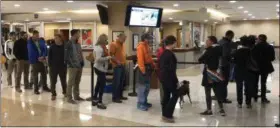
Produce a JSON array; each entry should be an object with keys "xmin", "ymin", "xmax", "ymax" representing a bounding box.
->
[{"xmin": 1, "ymin": 63, "xmax": 279, "ymax": 127}]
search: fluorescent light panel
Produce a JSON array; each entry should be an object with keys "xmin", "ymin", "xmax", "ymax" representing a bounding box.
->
[
  {"xmin": 70, "ymin": 9, "xmax": 98, "ymax": 14},
  {"xmin": 207, "ymin": 8, "xmax": 229, "ymax": 18}
]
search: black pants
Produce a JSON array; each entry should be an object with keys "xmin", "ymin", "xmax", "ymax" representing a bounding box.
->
[
  {"xmin": 256, "ymin": 73, "xmax": 269, "ymax": 100},
  {"xmin": 161, "ymin": 82, "xmax": 179, "ymax": 118},
  {"xmin": 32, "ymin": 62, "xmax": 47, "ymax": 92},
  {"xmin": 93, "ymin": 68, "xmax": 106, "ymax": 103},
  {"xmin": 50, "ymin": 67, "xmax": 67, "ymax": 96},
  {"xmin": 220, "ymin": 66, "xmax": 230, "ymax": 100},
  {"xmin": 235, "ymin": 69, "xmax": 254, "ymax": 105},
  {"xmin": 204, "ymin": 83, "xmax": 223, "ymax": 110}
]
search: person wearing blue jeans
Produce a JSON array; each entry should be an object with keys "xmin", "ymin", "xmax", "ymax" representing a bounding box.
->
[
  {"xmin": 136, "ymin": 33, "xmax": 155, "ymax": 111},
  {"xmin": 112, "ymin": 65, "xmax": 126, "ymax": 103}
]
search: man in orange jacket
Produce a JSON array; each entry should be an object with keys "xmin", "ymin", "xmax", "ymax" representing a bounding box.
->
[{"xmin": 136, "ymin": 33, "xmax": 156, "ymax": 111}]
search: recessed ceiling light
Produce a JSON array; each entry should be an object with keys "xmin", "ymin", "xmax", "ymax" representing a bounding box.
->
[
  {"xmin": 169, "ymin": 17, "xmax": 173, "ymax": 20},
  {"xmin": 243, "ymin": 18, "xmax": 247, "ymax": 20},
  {"xmin": 43, "ymin": 8, "xmax": 49, "ymax": 11},
  {"xmin": 244, "ymin": 10, "xmax": 248, "ymax": 13},
  {"xmin": 248, "ymin": 14, "xmax": 252, "ymax": 16},
  {"xmin": 265, "ymin": 18, "xmax": 270, "ymax": 20},
  {"xmin": 173, "ymin": 4, "xmax": 179, "ymax": 7},
  {"xmin": 14, "ymin": 4, "xmax": 20, "ymax": 7},
  {"xmin": 277, "ymin": 4, "xmax": 279, "ymax": 7},
  {"xmin": 67, "ymin": 0, "xmax": 74, "ymax": 3},
  {"xmin": 238, "ymin": 6, "xmax": 244, "ymax": 9},
  {"xmin": 277, "ymin": 9, "xmax": 279, "ymax": 12},
  {"xmin": 37, "ymin": 11, "xmax": 60, "ymax": 14},
  {"xmin": 252, "ymin": 16, "xmax": 255, "ymax": 18},
  {"xmin": 229, "ymin": 1, "xmax": 237, "ymax": 3},
  {"xmin": 214, "ymin": 22, "xmax": 218, "ymax": 24},
  {"xmin": 277, "ymin": 15, "xmax": 279, "ymax": 18},
  {"xmin": 25, "ymin": 19, "xmax": 30, "ymax": 22},
  {"xmin": 69, "ymin": 9, "xmax": 98, "ymax": 14},
  {"xmin": 204, "ymin": 19, "xmax": 208, "ymax": 22}
]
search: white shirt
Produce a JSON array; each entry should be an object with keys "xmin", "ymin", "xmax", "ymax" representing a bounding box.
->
[
  {"xmin": 4, "ymin": 40, "xmax": 16, "ymax": 60},
  {"xmin": 93, "ymin": 45, "xmax": 109, "ymax": 73}
]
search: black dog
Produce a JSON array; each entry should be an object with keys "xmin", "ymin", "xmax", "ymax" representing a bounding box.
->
[{"xmin": 177, "ymin": 80, "xmax": 192, "ymax": 108}]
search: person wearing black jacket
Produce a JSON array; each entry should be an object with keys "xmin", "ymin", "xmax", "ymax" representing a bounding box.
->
[
  {"xmin": 159, "ymin": 35, "xmax": 178, "ymax": 123},
  {"xmin": 48, "ymin": 34, "xmax": 67, "ymax": 100},
  {"xmin": 14, "ymin": 31, "xmax": 31, "ymax": 91},
  {"xmin": 218, "ymin": 30, "xmax": 235, "ymax": 103},
  {"xmin": 199, "ymin": 36, "xmax": 225, "ymax": 116},
  {"xmin": 252, "ymin": 34, "xmax": 275, "ymax": 103},
  {"xmin": 232, "ymin": 36, "xmax": 255, "ymax": 108}
]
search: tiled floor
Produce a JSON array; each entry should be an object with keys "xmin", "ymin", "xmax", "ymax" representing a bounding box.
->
[{"xmin": 0, "ymin": 63, "xmax": 279, "ymax": 127}]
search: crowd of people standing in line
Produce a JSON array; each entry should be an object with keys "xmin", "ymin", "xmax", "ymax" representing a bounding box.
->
[{"xmin": 0, "ymin": 29, "xmax": 275, "ymax": 123}]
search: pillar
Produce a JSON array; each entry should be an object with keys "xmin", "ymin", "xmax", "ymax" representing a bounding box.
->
[
  {"xmin": 39, "ymin": 22, "xmax": 44, "ymax": 37},
  {"xmin": 9, "ymin": 22, "xmax": 13, "ymax": 32},
  {"xmin": 69, "ymin": 21, "xmax": 73, "ymax": 38}
]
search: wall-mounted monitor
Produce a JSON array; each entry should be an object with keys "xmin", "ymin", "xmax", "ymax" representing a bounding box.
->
[
  {"xmin": 125, "ymin": 5, "xmax": 163, "ymax": 27},
  {"xmin": 97, "ymin": 4, "xmax": 108, "ymax": 25}
]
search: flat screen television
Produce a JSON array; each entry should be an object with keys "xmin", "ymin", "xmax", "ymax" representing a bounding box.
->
[
  {"xmin": 97, "ymin": 4, "xmax": 108, "ymax": 25},
  {"xmin": 125, "ymin": 5, "xmax": 163, "ymax": 27}
]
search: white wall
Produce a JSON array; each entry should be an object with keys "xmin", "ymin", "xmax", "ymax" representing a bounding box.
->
[{"xmin": 215, "ymin": 20, "xmax": 279, "ymax": 45}]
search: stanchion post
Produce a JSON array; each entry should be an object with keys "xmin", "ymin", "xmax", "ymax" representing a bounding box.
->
[
  {"xmin": 91, "ymin": 62, "xmax": 95, "ymax": 106},
  {"xmin": 128, "ymin": 60, "xmax": 137, "ymax": 97}
]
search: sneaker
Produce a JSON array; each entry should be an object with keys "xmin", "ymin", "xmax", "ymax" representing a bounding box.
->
[
  {"xmin": 43, "ymin": 86, "xmax": 51, "ymax": 92},
  {"xmin": 112, "ymin": 99, "xmax": 122, "ymax": 103},
  {"xmin": 200, "ymin": 110, "xmax": 213, "ymax": 115},
  {"xmin": 120, "ymin": 97, "xmax": 128, "ymax": 100},
  {"xmin": 74, "ymin": 97, "xmax": 85, "ymax": 101},
  {"xmin": 145, "ymin": 103, "xmax": 152, "ymax": 108},
  {"xmin": 92, "ymin": 100, "xmax": 98, "ymax": 106},
  {"xmin": 261, "ymin": 99, "xmax": 270, "ymax": 104},
  {"xmin": 97, "ymin": 103, "xmax": 107, "ymax": 109},
  {"xmin": 219, "ymin": 109, "xmax": 226, "ymax": 116},
  {"xmin": 137, "ymin": 104, "xmax": 148, "ymax": 111},
  {"xmin": 223, "ymin": 99, "xmax": 232, "ymax": 104},
  {"xmin": 16, "ymin": 88, "xmax": 22, "ymax": 93},
  {"xmin": 34, "ymin": 91, "xmax": 40, "ymax": 95},
  {"xmin": 237, "ymin": 104, "xmax": 242, "ymax": 108},
  {"xmin": 162, "ymin": 116, "xmax": 175, "ymax": 123},
  {"xmin": 51, "ymin": 96, "xmax": 56, "ymax": 101},
  {"xmin": 246, "ymin": 104, "xmax": 252, "ymax": 109},
  {"xmin": 67, "ymin": 99, "xmax": 77, "ymax": 104}
]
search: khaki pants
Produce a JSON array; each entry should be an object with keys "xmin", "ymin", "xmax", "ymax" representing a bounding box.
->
[
  {"xmin": 67, "ymin": 68, "xmax": 83, "ymax": 100},
  {"xmin": 15, "ymin": 60, "xmax": 30, "ymax": 88},
  {"xmin": 7, "ymin": 59, "xmax": 17, "ymax": 85},
  {"xmin": 31, "ymin": 62, "xmax": 47, "ymax": 92}
]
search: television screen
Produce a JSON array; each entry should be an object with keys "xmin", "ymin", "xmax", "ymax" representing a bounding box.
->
[
  {"xmin": 125, "ymin": 5, "xmax": 163, "ymax": 27},
  {"xmin": 97, "ymin": 4, "xmax": 108, "ymax": 25}
]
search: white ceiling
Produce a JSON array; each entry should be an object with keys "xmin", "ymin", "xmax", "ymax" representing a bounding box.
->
[{"xmin": 1, "ymin": 1, "xmax": 279, "ymax": 21}]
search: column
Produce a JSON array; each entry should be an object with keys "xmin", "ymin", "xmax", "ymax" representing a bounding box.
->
[
  {"xmin": 39, "ymin": 22, "xmax": 44, "ymax": 37},
  {"xmin": 69, "ymin": 21, "xmax": 73, "ymax": 39},
  {"xmin": 9, "ymin": 22, "xmax": 14, "ymax": 32}
]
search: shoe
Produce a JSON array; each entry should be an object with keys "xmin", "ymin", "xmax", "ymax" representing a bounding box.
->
[
  {"xmin": 211, "ymin": 96, "xmax": 217, "ymax": 100},
  {"xmin": 223, "ymin": 99, "xmax": 232, "ymax": 104},
  {"xmin": 200, "ymin": 110, "xmax": 213, "ymax": 115},
  {"xmin": 162, "ymin": 116, "xmax": 175, "ymax": 123},
  {"xmin": 74, "ymin": 97, "xmax": 85, "ymax": 101},
  {"xmin": 16, "ymin": 88, "xmax": 22, "ymax": 93},
  {"xmin": 219, "ymin": 109, "xmax": 226, "ymax": 116},
  {"xmin": 43, "ymin": 86, "xmax": 51, "ymax": 92},
  {"xmin": 120, "ymin": 97, "xmax": 128, "ymax": 100},
  {"xmin": 137, "ymin": 104, "xmax": 148, "ymax": 111},
  {"xmin": 86, "ymin": 97, "xmax": 92, "ymax": 101},
  {"xmin": 237, "ymin": 104, "xmax": 242, "ymax": 108},
  {"xmin": 97, "ymin": 103, "xmax": 107, "ymax": 109},
  {"xmin": 246, "ymin": 104, "xmax": 252, "ymax": 109},
  {"xmin": 261, "ymin": 99, "xmax": 270, "ymax": 104},
  {"xmin": 51, "ymin": 96, "xmax": 56, "ymax": 101},
  {"xmin": 112, "ymin": 99, "xmax": 122, "ymax": 103},
  {"xmin": 145, "ymin": 103, "xmax": 152, "ymax": 108},
  {"xmin": 34, "ymin": 91, "xmax": 40, "ymax": 95},
  {"xmin": 67, "ymin": 99, "xmax": 77, "ymax": 104}
]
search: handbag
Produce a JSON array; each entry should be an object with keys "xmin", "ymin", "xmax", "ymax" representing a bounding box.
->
[
  {"xmin": 0, "ymin": 56, "xmax": 6, "ymax": 64},
  {"xmin": 206, "ymin": 68, "xmax": 224, "ymax": 83}
]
